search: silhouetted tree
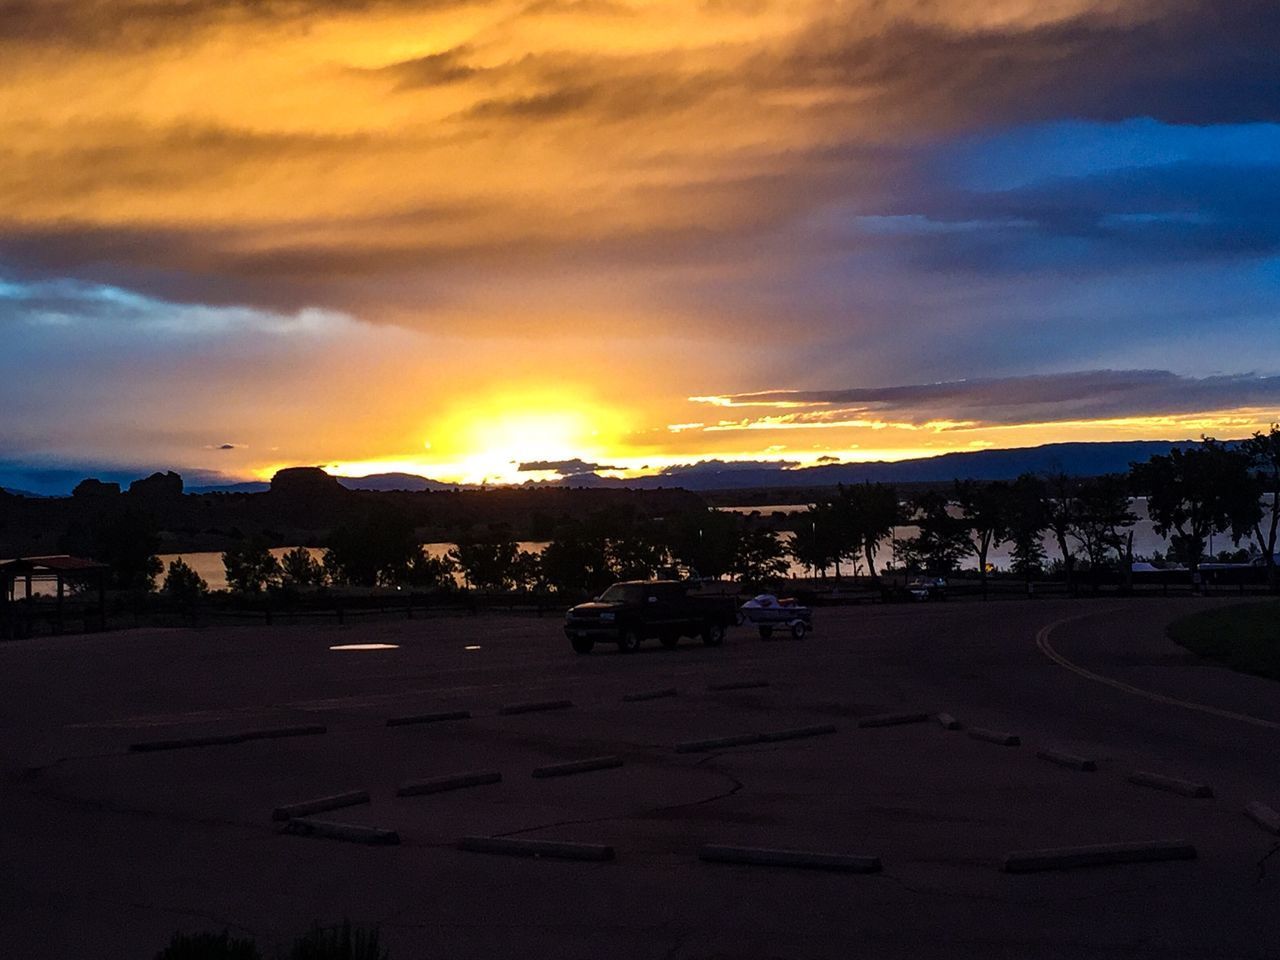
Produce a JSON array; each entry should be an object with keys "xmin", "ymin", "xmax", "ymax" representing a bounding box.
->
[
  {"xmin": 400, "ymin": 549, "xmax": 456, "ymax": 590},
  {"xmin": 1241, "ymin": 424, "xmax": 1280, "ymax": 590},
  {"xmin": 510, "ymin": 549, "xmax": 544, "ymax": 593},
  {"xmin": 732, "ymin": 528, "xmax": 790, "ymax": 586},
  {"xmin": 280, "ymin": 547, "xmax": 325, "ymax": 587},
  {"xmin": 607, "ymin": 533, "xmax": 669, "ymax": 581},
  {"xmin": 325, "ymin": 509, "xmax": 419, "ymax": 587},
  {"xmin": 1005, "ymin": 474, "xmax": 1050, "ymax": 591},
  {"xmin": 666, "ymin": 509, "xmax": 739, "ymax": 579},
  {"xmin": 1131, "ymin": 440, "xmax": 1259, "ymax": 582},
  {"xmin": 162, "ymin": 558, "xmax": 208, "ymax": 605},
  {"xmin": 67, "ymin": 510, "xmax": 163, "ymax": 591},
  {"xmin": 222, "ymin": 540, "xmax": 281, "ymax": 594},
  {"xmin": 895, "ymin": 491, "xmax": 970, "ymax": 575},
  {"xmin": 790, "ymin": 503, "xmax": 843, "ymax": 578},
  {"xmin": 1069, "ymin": 474, "xmax": 1137, "ymax": 589},
  {"xmin": 954, "ymin": 479, "xmax": 1010, "ymax": 597},
  {"xmin": 840, "ymin": 482, "xmax": 900, "ymax": 577},
  {"xmin": 541, "ymin": 531, "xmax": 613, "ymax": 595},
  {"xmin": 1041, "ymin": 472, "xmax": 1079, "ymax": 592},
  {"xmin": 449, "ymin": 539, "xmax": 520, "ymax": 590}
]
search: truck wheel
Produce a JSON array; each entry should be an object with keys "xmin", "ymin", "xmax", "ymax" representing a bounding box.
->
[
  {"xmin": 790, "ymin": 621, "xmax": 807, "ymax": 640},
  {"xmin": 758, "ymin": 625, "xmax": 773, "ymax": 640},
  {"xmin": 571, "ymin": 636, "xmax": 595, "ymax": 655},
  {"xmin": 702, "ymin": 622, "xmax": 726, "ymax": 647},
  {"xmin": 659, "ymin": 632, "xmax": 679, "ymax": 650},
  {"xmin": 618, "ymin": 630, "xmax": 641, "ymax": 654}
]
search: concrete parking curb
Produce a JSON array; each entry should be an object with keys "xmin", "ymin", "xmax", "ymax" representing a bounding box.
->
[
  {"xmin": 498, "ymin": 699, "xmax": 574, "ymax": 715},
  {"xmin": 622, "ymin": 688, "xmax": 678, "ymax": 702},
  {"xmin": 968, "ymin": 728, "xmax": 1021, "ymax": 746},
  {"xmin": 936, "ymin": 713, "xmax": 961, "ymax": 730},
  {"xmin": 699, "ymin": 844, "xmax": 881, "ymax": 873},
  {"xmin": 1037, "ymin": 749, "xmax": 1097, "ymax": 772},
  {"xmin": 284, "ymin": 818, "xmax": 400, "ymax": 845},
  {"xmin": 129, "ymin": 733, "xmax": 241, "ymax": 752},
  {"xmin": 1245, "ymin": 801, "xmax": 1280, "ymax": 835},
  {"xmin": 130, "ymin": 725, "xmax": 326, "ymax": 752},
  {"xmin": 858, "ymin": 713, "xmax": 930, "ymax": 728},
  {"xmin": 675, "ymin": 733, "xmax": 764, "ymax": 753},
  {"xmin": 272, "ymin": 790, "xmax": 370, "ymax": 821},
  {"xmin": 532, "ymin": 756, "xmax": 624, "ymax": 778},
  {"xmin": 397, "ymin": 772, "xmax": 502, "ymax": 797},
  {"xmin": 1003, "ymin": 840, "xmax": 1196, "ymax": 873},
  {"xmin": 707, "ymin": 680, "xmax": 769, "ymax": 692},
  {"xmin": 457, "ymin": 836, "xmax": 615, "ymax": 861},
  {"xmin": 760, "ymin": 724, "xmax": 838, "ymax": 743},
  {"xmin": 240, "ymin": 725, "xmax": 327, "ymax": 742},
  {"xmin": 386, "ymin": 711, "xmax": 472, "ymax": 727},
  {"xmin": 1128, "ymin": 771, "xmax": 1214, "ymax": 798}
]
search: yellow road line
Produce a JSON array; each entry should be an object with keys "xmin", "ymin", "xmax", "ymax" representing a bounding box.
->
[{"xmin": 1035, "ymin": 614, "xmax": 1280, "ymax": 732}]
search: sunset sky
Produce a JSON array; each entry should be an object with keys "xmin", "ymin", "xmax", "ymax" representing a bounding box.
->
[{"xmin": 2, "ymin": 0, "xmax": 1279, "ymax": 493}]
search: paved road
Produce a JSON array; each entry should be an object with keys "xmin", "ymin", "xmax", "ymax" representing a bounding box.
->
[{"xmin": 2, "ymin": 597, "xmax": 1277, "ymax": 959}]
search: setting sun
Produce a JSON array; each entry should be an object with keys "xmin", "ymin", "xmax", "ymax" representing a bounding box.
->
[{"xmin": 320, "ymin": 390, "xmax": 634, "ymax": 485}]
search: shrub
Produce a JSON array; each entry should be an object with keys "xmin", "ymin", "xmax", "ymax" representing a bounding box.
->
[
  {"xmin": 154, "ymin": 930, "xmax": 261, "ymax": 960},
  {"xmin": 288, "ymin": 921, "xmax": 388, "ymax": 960}
]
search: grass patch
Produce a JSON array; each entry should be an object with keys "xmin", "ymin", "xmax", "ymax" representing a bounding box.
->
[{"xmin": 1168, "ymin": 601, "xmax": 1280, "ymax": 681}]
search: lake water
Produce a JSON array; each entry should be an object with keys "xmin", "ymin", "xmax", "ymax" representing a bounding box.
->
[
  {"xmin": 157, "ymin": 542, "xmax": 550, "ymax": 592},
  {"xmin": 158, "ymin": 498, "xmax": 1270, "ymax": 589}
]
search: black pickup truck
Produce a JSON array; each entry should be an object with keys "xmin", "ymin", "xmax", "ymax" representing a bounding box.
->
[{"xmin": 564, "ymin": 580, "xmax": 738, "ymax": 654}]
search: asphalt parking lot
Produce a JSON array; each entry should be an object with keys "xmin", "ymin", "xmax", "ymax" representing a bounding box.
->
[{"xmin": 2, "ymin": 597, "xmax": 1278, "ymax": 959}]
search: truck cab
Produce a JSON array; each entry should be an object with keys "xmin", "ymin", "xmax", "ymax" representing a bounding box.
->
[{"xmin": 564, "ymin": 580, "xmax": 735, "ymax": 654}]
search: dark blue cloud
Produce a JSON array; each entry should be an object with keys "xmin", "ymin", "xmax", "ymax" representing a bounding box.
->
[{"xmin": 853, "ymin": 121, "xmax": 1280, "ymax": 274}]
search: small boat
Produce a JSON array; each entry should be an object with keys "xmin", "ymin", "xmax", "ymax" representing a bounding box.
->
[{"xmin": 738, "ymin": 594, "xmax": 813, "ymax": 639}]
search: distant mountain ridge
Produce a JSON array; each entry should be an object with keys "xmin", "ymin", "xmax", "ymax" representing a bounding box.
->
[
  {"xmin": 30, "ymin": 437, "xmax": 1203, "ymax": 496},
  {"xmin": 335, "ymin": 472, "xmax": 459, "ymax": 492},
  {"xmin": 187, "ymin": 473, "xmax": 460, "ymax": 495},
  {"xmin": 182, "ymin": 439, "xmax": 1198, "ymax": 494},
  {"xmin": 0, "ymin": 487, "xmax": 46, "ymax": 498},
  {"xmin": 589, "ymin": 439, "xmax": 1198, "ymax": 490}
]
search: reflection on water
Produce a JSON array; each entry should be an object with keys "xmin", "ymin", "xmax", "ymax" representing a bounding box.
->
[{"xmin": 717, "ymin": 504, "xmax": 812, "ymax": 516}]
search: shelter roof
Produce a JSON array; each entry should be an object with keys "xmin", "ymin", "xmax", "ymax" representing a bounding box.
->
[{"xmin": 0, "ymin": 555, "xmax": 109, "ymax": 575}]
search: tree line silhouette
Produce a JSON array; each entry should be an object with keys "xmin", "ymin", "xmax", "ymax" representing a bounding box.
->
[{"xmin": 102, "ymin": 426, "xmax": 1280, "ymax": 602}]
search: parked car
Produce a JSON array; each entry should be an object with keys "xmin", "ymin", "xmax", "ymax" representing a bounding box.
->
[
  {"xmin": 739, "ymin": 594, "xmax": 813, "ymax": 639},
  {"xmin": 907, "ymin": 576, "xmax": 947, "ymax": 601},
  {"xmin": 563, "ymin": 580, "xmax": 738, "ymax": 654}
]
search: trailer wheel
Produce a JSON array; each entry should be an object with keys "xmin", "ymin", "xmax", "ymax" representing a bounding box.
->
[
  {"xmin": 702, "ymin": 622, "xmax": 726, "ymax": 647},
  {"xmin": 618, "ymin": 630, "xmax": 641, "ymax": 654},
  {"xmin": 758, "ymin": 625, "xmax": 773, "ymax": 640},
  {"xmin": 790, "ymin": 621, "xmax": 807, "ymax": 640}
]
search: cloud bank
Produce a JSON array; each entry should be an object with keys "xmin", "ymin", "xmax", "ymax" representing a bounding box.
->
[{"xmin": 1, "ymin": 1, "xmax": 1278, "ymax": 479}]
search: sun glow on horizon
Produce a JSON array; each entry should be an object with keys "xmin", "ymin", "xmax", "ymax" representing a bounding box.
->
[
  {"xmin": 247, "ymin": 402, "xmax": 1280, "ymax": 488},
  {"xmin": 310, "ymin": 390, "xmax": 636, "ymax": 485}
]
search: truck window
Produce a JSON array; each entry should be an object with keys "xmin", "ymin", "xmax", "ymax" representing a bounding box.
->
[{"xmin": 598, "ymin": 584, "xmax": 645, "ymax": 603}]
